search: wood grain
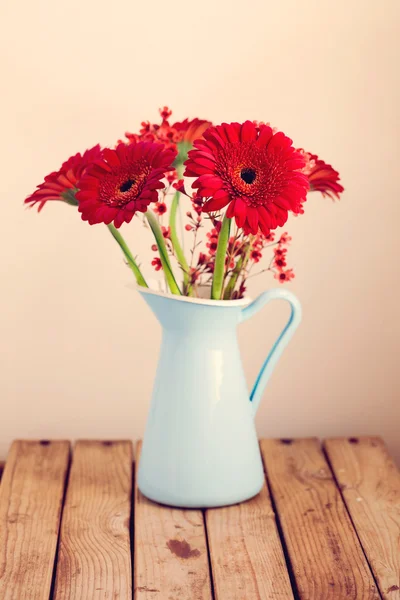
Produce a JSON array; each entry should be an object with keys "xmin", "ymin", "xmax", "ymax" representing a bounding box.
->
[
  {"xmin": 205, "ymin": 480, "xmax": 294, "ymax": 599},
  {"xmin": 0, "ymin": 440, "xmax": 70, "ymax": 600},
  {"xmin": 261, "ymin": 438, "xmax": 380, "ymax": 600},
  {"xmin": 134, "ymin": 442, "xmax": 212, "ymax": 600},
  {"xmin": 53, "ymin": 440, "xmax": 133, "ymax": 600},
  {"xmin": 325, "ymin": 436, "xmax": 400, "ymax": 599}
]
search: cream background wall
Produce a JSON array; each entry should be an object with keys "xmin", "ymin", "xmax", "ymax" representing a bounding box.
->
[{"xmin": 1, "ymin": 0, "xmax": 399, "ymax": 460}]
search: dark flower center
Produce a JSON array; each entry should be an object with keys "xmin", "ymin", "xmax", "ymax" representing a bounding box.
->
[
  {"xmin": 240, "ymin": 168, "xmax": 257, "ymax": 184},
  {"xmin": 119, "ymin": 179, "xmax": 135, "ymax": 193}
]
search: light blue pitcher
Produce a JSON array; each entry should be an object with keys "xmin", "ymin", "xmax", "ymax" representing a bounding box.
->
[{"xmin": 137, "ymin": 287, "xmax": 301, "ymax": 508}]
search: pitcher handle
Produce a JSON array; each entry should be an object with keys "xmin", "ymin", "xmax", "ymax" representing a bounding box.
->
[{"xmin": 240, "ymin": 289, "xmax": 302, "ymax": 416}]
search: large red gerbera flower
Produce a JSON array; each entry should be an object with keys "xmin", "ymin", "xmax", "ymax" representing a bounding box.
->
[
  {"xmin": 25, "ymin": 145, "xmax": 101, "ymax": 211},
  {"xmin": 301, "ymin": 151, "xmax": 344, "ymax": 200},
  {"xmin": 184, "ymin": 121, "xmax": 309, "ymax": 236},
  {"xmin": 76, "ymin": 142, "xmax": 176, "ymax": 228}
]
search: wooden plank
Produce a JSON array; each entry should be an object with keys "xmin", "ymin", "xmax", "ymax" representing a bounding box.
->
[
  {"xmin": 53, "ymin": 440, "xmax": 133, "ymax": 600},
  {"xmin": 205, "ymin": 479, "xmax": 294, "ymax": 599},
  {"xmin": 260, "ymin": 438, "xmax": 381, "ymax": 599},
  {"xmin": 134, "ymin": 441, "xmax": 212, "ymax": 600},
  {"xmin": 325, "ymin": 436, "xmax": 400, "ymax": 599},
  {"xmin": 0, "ymin": 440, "xmax": 70, "ymax": 600}
]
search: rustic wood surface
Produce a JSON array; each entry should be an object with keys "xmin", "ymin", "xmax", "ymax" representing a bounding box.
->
[
  {"xmin": 205, "ymin": 480, "xmax": 294, "ymax": 600},
  {"xmin": 0, "ymin": 440, "xmax": 70, "ymax": 600},
  {"xmin": 260, "ymin": 438, "xmax": 380, "ymax": 600},
  {"xmin": 53, "ymin": 440, "xmax": 133, "ymax": 600},
  {"xmin": 0, "ymin": 436, "xmax": 398, "ymax": 599},
  {"xmin": 325, "ymin": 436, "xmax": 400, "ymax": 600},
  {"xmin": 134, "ymin": 442, "xmax": 212, "ymax": 600}
]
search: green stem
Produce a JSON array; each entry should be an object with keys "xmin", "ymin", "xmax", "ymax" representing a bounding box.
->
[
  {"xmin": 211, "ymin": 214, "xmax": 231, "ymax": 300},
  {"xmin": 145, "ymin": 210, "xmax": 181, "ymax": 295},
  {"xmin": 169, "ymin": 191, "xmax": 190, "ymax": 291},
  {"xmin": 107, "ymin": 224, "xmax": 148, "ymax": 287},
  {"xmin": 223, "ymin": 242, "xmax": 251, "ymax": 299},
  {"xmin": 224, "ymin": 256, "xmax": 244, "ymax": 299}
]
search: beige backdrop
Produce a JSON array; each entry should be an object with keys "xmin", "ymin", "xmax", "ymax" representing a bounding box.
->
[{"xmin": 1, "ymin": 0, "xmax": 399, "ymax": 461}]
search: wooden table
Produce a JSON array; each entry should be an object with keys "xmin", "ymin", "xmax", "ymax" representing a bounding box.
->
[{"xmin": 0, "ymin": 437, "xmax": 398, "ymax": 599}]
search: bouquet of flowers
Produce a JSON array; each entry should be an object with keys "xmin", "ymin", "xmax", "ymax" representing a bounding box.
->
[{"xmin": 25, "ymin": 107, "xmax": 343, "ymax": 300}]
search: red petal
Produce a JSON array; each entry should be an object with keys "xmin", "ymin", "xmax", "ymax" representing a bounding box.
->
[
  {"xmin": 267, "ymin": 132, "xmax": 293, "ymax": 153},
  {"xmin": 258, "ymin": 206, "xmax": 274, "ymax": 231},
  {"xmin": 190, "ymin": 149, "xmax": 215, "ymax": 162},
  {"xmin": 195, "ymin": 174, "xmax": 223, "ymax": 188},
  {"xmin": 256, "ymin": 125, "xmax": 273, "ymax": 148},
  {"xmin": 258, "ymin": 218, "xmax": 271, "ymax": 237},
  {"xmin": 273, "ymin": 196, "xmax": 291, "ymax": 210},
  {"xmin": 233, "ymin": 197, "xmax": 248, "ymax": 227},
  {"xmin": 103, "ymin": 148, "xmax": 121, "ymax": 167},
  {"xmin": 192, "ymin": 156, "xmax": 216, "ymax": 170},
  {"xmin": 212, "ymin": 189, "xmax": 230, "ymax": 200},
  {"xmin": 75, "ymin": 191, "xmax": 94, "ymax": 201},
  {"xmin": 57, "ymin": 174, "xmax": 75, "ymax": 189},
  {"xmin": 284, "ymin": 157, "xmax": 305, "ymax": 170},
  {"xmin": 223, "ymin": 122, "xmax": 241, "ymax": 144},
  {"xmin": 184, "ymin": 163, "xmax": 210, "ymax": 176},
  {"xmin": 240, "ymin": 121, "xmax": 257, "ymax": 142},
  {"xmin": 195, "ymin": 186, "xmax": 221, "ymax": 196},
  {"xmin": 184, "ymin": 167, "xmax": 201, "ymax": 177},
  {"xmin": 246, "ymin": 207, "xmax": 259, "ymax": 233},
  {"xmin": 202, "ymin": 196, "xmax": 230, "ymax": 212},
  {"xmin": 115, "ymin": 143, "xmax": 129, "ymax": 162},
  {"xmin": 226, "ymin": 200, "xmax": 236, "ymax": 219},
  {"xmin": 205, "ymin": 130, "xmax": 226, "ymax": 150}
]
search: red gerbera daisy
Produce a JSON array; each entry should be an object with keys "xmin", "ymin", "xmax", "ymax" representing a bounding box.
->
[
  {"xmin": 184, "ymin": 121, "xmax": 309, "ymax": 236},
  {"xmin": 301, "ymin": 151, "xmax": 344, "ymax": 200},
  {"xmin": 76, "ymin": 142, "xmax": 176, "ymax": 228},
  {"xmin": 25, "ymin": 145, "xmax": 101, "ymax": 211}
]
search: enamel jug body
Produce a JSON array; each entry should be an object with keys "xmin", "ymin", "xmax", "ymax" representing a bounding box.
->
[{"xmin": 137, "ymin": 288, "xmax": 301, "ymax": 508}]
